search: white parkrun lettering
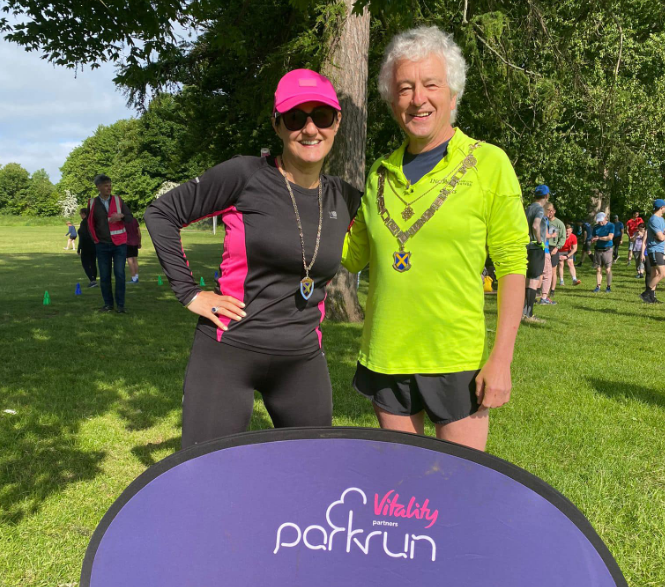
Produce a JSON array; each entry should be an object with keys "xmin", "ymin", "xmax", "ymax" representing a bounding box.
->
[{"xmin": 273, "ymin": 487, "xmax": 436, "ymax": 562}]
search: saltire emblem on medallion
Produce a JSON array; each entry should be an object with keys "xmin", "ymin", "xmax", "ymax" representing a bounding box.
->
[
  {"xmin": 392, "ymin": 250, "xmax": 411, "ymax": 272},
  {"xmin": 300, "ymin": 277, "xmax": 314, "ymax": 300}
]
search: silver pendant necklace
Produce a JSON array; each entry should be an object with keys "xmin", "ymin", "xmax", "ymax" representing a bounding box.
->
[{"xmin": 279, "ymin": 156, "xmax": 323, "ymax": 300}]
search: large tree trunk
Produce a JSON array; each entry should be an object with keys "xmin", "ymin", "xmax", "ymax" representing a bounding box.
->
[
  {"xmin": 322, "ymin": 0, "xmax": 370, "ymax": 323},
  {"xmin": 588, "ymin": 166, "xmax": 611, "ymax": 222}
]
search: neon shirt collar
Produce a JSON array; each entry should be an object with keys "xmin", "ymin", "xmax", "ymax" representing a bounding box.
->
[{"xmin": 380, "ymin": 128, "xmax": 467, "ymax": 186}]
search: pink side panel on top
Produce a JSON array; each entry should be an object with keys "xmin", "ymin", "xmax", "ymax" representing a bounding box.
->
[
  {"xmin": 217, "ymin": 207, "xmax": 248, "ymax": 342},
  {"xmin": 316, "ymin": 292, "xmax": 327, "ymax": 348}
]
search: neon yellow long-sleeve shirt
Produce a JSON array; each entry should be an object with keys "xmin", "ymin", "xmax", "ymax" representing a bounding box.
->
[{"xmin": 342, "ymin": 128, "xmax": 529, "ymax": 374}]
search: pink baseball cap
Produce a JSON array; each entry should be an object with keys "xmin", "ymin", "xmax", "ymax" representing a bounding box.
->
[{"xmin": 273, "ymin": 69, "xmax": 341, "ymax": 114}]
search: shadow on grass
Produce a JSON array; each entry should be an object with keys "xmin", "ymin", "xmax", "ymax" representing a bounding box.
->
[
  {"xmin": 570, "ymin": 304, "xmax": 665, "ymax": 321},
  {"xmin": 1, "ymin": 242, "xmax": 372, "ymax": 520},
  {"xmin": 587, "ymin": 377, "xmax": 665, "ymax": 409},
  {"xmin": 0, "ymin": 243, "xmax": 226, "ymax": 521}
]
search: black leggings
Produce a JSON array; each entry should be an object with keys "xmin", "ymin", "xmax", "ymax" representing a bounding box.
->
[
  {"xmin": 80, "ymin": 250, "xmax": 97, "ymax": 282},
  {"xmin": 181, "ymin": 331, "xmax": 333, "ymax": 448}
]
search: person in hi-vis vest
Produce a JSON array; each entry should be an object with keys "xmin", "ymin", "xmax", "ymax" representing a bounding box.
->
[{"xmin": 87, "ymin": 174, "xmax": 133, "ymax": 313}]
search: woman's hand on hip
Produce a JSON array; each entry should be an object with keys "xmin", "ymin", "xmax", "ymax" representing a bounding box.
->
[{"xmin": 187, "ymin": 291, "xmax": 245, "ymax": 331}]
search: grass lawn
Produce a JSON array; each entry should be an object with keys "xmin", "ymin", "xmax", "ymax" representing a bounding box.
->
[{"xmin": 1, "ymin": 224, "xmax": 663, "ymax": 586}]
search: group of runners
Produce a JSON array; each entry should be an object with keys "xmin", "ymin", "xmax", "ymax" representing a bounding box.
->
[{"xmin": 522, "ymin": 189, "xmax": 665, "ymax": 322}]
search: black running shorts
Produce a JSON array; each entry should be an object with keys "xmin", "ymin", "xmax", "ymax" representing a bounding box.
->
[
  {"xmin": 526, "ymin": 245, "xmax": 546, "ymax": 279},
  {"xmin": 648, "ymin": 251, "xmax": 665, "ymax": 266},
  {"xmin": 353, "ymin": 363, "xmax": 480, "ymax": 425}
]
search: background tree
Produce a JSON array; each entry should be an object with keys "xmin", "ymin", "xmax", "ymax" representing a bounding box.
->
[
  {"xmin": 26, "ymin": 169, "xmax": 60, "ymax": 216},
  {"xmin": 0, "ymin": 162, "xmax": 30, "ymax": 215},
  {"xmin": 4, "ymin": 0, "xmax": 665, "ymax": 308},
  {"xmin": 321, "ymin": 0, "xmax": 370, "ymax": 321}
]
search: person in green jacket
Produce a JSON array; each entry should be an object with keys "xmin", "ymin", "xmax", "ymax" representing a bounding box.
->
[{"xmin": 342, "ymin": 26, "xmax": 529, "ymax": 452}]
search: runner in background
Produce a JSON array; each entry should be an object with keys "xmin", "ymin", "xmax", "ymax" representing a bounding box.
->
[
  {"xmin": 611, "ymin": 215, "xmax": 624, "ymax": 263},
  {"xmin": 523, "ymin": 186, "xmax": 549, "ymax": 322},
  {"xmin": 77, "ymin": 208, "xmax": 98, "ymax": 287},
  {"xmin": 547, "ymin": 204, "xmax": 565, "ymax": 292},
  {"xmin": 539, "ymin": 202, "xmax": 556, "ymax": 305},
  {"xmin": 576, "ymin": 219, "xmax": 593, "ymax": 267},
  {"xmin": 591, "ymin": 212, "xmax": 615, "ymax": 293},
  {"xmin": 630, "ymin": 224, "xmax": 646, "ymax": 279},
  {"xmin": 558, "ymin": 224, "xmax": 581, "ymax": 286},
  {"xmin": 125, "ymin": 217, "xmax": 141, "ymax": 283},
  {"xmin": 64, "ymin": 221, "xmax": 77, "ymax": 250},
  {"xmin": 640, "ymin": 199, "xmax": 665, "ymax": 304},
  {"xmin": 625, "ymin": 211, "xmax": 644, "ymax": 266}
]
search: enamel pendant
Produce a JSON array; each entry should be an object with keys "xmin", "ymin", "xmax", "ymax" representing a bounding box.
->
[
  {"xmin": 392, "ymin": 250, "xmax": 411, "ymax": 272},
  {"xmin": 300, "ymin": 277, "xmax": 314, "ymax": 300}
]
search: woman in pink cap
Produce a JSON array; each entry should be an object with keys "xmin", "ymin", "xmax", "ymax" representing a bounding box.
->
[{"xmin": 145, "ymin": 69, "xmax": 360, "ymax": 448}]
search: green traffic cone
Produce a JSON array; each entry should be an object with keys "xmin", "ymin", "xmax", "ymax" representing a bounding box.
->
[
  {"xmin": 199, "ymin": 277, "xmax": 206, "ymax": 286},
  {"xmin": 43, "ymin": 290, "xmax": 51, "ymax": 305},
  {"xmin": 157, "ymin": 276, "xmax": 163, "ymax": 286}
]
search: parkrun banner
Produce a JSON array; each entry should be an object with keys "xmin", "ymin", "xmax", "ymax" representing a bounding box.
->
[{"xmin": 81, "ymin": 428, "xmax": 627, "ymax": 586}]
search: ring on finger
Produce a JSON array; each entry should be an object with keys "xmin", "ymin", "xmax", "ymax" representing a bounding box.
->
[{"xmin": 211, "ymin": 307, "xmax": 219, "ymax": 313}]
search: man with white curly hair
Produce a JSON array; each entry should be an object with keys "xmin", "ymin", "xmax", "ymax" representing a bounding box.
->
[{"xmin": 342, "ymin": 26, "xmax": 529, "ymax": 451}]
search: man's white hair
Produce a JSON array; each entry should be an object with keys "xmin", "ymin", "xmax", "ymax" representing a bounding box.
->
[{"xmin": 378, "ymin": 26, "xmax": 467, "ymax": 123}]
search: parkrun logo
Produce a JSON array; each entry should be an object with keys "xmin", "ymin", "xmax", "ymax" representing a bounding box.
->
[{"xmin": 273, "ymin": 487, "xmax": 438, "ymax": 561}]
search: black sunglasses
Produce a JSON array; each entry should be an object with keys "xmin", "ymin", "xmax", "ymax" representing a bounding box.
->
[{"xmin": 276, "ymin": 106, "xmax": 338, "ymax": 131}]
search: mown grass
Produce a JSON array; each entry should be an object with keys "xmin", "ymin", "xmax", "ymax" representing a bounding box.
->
[{"xmin": 0, "ymin": 225, "xmax": 663, "ymax": 586}]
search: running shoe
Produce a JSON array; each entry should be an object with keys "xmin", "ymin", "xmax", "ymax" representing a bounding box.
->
[
  {"xmin": 593, "ymin": 286, "xmax": 601, "ymax": 293},
  {"xmin": 116, "ymin": 307, "xmax": 127, "ymax": 314},
  {"xmin": 521, "ymin": 314, "xmax": 546, "ymax": 324},
  {"xmin": 88, "ymin": 281, "xmax": 98, "ymax": 288},
  {"xmin": 573, "ymin": 279, "xmax": 581, "ymax": 286},
  {"xmin": 559, "ymin": 279, "xmax": 565, "ymax": 286},
  {"xmin": 639, "ymin": 292, "xmax": 653, "ymax": 303},
  {"xmin": 539, "ymin": 298, "xmax": 557, "ymax": 305},
  {"xmin": 605, "ymin": 286, "xmax": 611, "ymax": 293},
  {"xmin": 98, "ymin": 305, "xmax": 114, "ymax": 312}
]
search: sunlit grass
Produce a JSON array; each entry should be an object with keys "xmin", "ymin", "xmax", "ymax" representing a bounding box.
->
[{"xmin": 0, "ymin": 225, "xmax": 663, "ymax": 585}]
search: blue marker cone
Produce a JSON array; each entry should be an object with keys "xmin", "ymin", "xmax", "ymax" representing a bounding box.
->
[
  {"xmin": 75, "ymin": 283, "xmax": 82, "ymax": 296},
  {"xmin": 214, "ymin": 271, "xmax": 219, "ymax": 280}
]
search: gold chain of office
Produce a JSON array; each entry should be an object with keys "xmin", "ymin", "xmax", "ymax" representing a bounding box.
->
[{"xmin": 376, "ymin": 142, "xmax": 482, "ymax": 267}]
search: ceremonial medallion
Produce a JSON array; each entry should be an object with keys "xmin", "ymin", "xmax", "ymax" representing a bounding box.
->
[
  {"xmin": 392, "ymin": 250, "xmax": 412, "ymax": 272},
  {"xmin": 377, "ymin": 142, "xmax": 482, "ymax": 276},
  {"xmin": 300, "ymin": 277, "xmax": 314, "ymax": 300}
]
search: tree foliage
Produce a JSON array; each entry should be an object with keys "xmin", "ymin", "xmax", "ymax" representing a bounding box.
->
[
  {"xmin": 57, "ymin": 94, "xmax": 200, "ymax": 215},
  {"xmin": 4, "ymin": 0, "xmax": 665, "ymax": 220},
  {"xmin": 27, "ymin": 169, "xmax": 60, "ymax": 216},
  {"xmin": 0, "ymin": 163, "xmax": 30, "ymax": 214}
]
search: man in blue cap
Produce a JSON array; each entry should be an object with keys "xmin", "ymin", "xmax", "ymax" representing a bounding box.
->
[
  {"xmin": 591, "ymin": 212, "xmax": 615, "ymax": 293},
  {"xmin": 640, "ymin": 199, "xmax": 665, "ymax": 303},
  {"xmin": 522, "ymin": 185, "xmax": 549, "ymax": 323}
]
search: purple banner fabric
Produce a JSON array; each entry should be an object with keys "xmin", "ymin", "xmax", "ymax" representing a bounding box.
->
[{"xmin": 84, "ymin": 432, "xmax": 624, "ymax": 586}]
